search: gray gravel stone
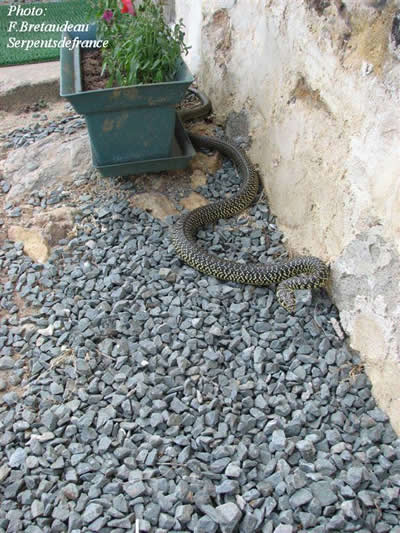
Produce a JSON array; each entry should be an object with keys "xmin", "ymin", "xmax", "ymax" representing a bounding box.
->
[
  {"xmin": 124, "ymin": 481, "xmax": 146, "ymax": 499},
  {"xmin": 225, "ymin": 463, "xmax": 242, "ymax": 478},
  {"xmin": 143, "ymin": 502, "xmax": 161, "ymax": 525},
  {"xmin": 288, "ymin": 488, "xmax": 313, "ymax": 508},
  {"xmin": 0, "ymin": 356, "xmax": 15, "ymax": 369},
  {"xmin": 215, "ymin": 502, "xmax": 242, "ymax": 530},
  {"xmin": 175, "ymin": 504, "xmax": 193, "ymax": 523},
  {"xmin": 216, "ymin": 479, "xmax": 239, "ymax": 494},
  {"xmin": 341, "ymin": 499, "xmax": 362, "ymax": 520},
  {"xmin": 0, "ymin": 136, "xmax": 398, "ymax": 533},
  {"xmin": 8, "ymin": 448, "xmax": 27, "ymax": 468},
  {"xmin": 358, "ymin": 490, "xmax": 376, "ymax": 507},
  {"xmin": 346, "ymin": 466, "xmax": 364, "ymax": 489},
  {"xmin": 310, "ymin": 481, "xmax": 338, "ymax": 506},
  {"xmin": 158, "ymin": 513, "xmax": 176, "ymax": 529},
  {"xmin": 195, "ymin": 515, "xmax": 218, "ymax": 533},
  {"xmin": 31, "ymin": 500, "xmax": 44, "ymax": 519},
  {"xmin": 273, "ymin": 526, "xmax": 294, "ymax": 533},
  {"xmin": 271, "ymin": 429, "xmax": 286, "ymax": 452},
  {"xmin": 170, "ymin": 396, "xmax": 187, "ymax": 413},
  {"xmin": 296, "ymin": 439, "xmax": 316, "ymax": 461}
]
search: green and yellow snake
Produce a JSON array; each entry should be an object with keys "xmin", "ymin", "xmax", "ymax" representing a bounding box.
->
[{"xmin": 171, "ymin": 89, "xmax": 329, "ymax": 313}]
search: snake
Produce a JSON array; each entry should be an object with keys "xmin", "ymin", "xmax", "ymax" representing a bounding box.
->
[{"xmin": 172, "ymin": 88, "xmax": 329, "ymax": 313}]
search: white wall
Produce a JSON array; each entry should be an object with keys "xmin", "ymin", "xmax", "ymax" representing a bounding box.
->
[{"xmin": 176, "ymin": 0, "xmax": 400, "ymax": 434}]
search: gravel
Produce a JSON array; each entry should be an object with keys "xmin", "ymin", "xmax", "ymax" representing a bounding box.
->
[
  {"xmin": 0, "ymin": 111, "xmax": 86, "ymax": 150},
  {"xmin": 0, "ymin": 136, "xmax": 400, "ymax": 533}
]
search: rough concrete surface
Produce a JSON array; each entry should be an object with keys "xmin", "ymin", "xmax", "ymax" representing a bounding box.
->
[
  {"xmin": 0, "ymin": 61, "xmax": 60, "ymax": 112},
  {"xmin": 1, "ymin": 131, "xmax": 91, "ymax": 200},
  {"xmin": 175, "ymin": 0, "xmax": 400, "ymax": 433}
]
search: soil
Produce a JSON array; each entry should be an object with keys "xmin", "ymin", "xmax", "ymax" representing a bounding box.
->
[
  {"xmin": 0, "ymin": 101, "xmax": 72, "ymax": 140},
  {"xmin": 81, "ymin": 49, "xmax": 111, "ymax": 91},
  {"xmin": 80, "ymin": 49, "xmax": 201, "ymax": 111}
]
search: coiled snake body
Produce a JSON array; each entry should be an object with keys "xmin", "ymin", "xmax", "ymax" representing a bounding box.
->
[{"xmin": 171, "ymin": 89, "xmax": 329, "ymax": 313}]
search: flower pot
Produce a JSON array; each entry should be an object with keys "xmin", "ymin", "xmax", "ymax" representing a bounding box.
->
[
  {"xmin": 60, "ymin": 27, "xmax": 194, "ymax": 168},
  {"xmin": 92, "ymin": 115, "xmax": 195, "ymax": 177}
]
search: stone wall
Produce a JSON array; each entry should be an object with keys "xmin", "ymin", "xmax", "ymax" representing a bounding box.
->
[{"xmin": 175, "ymin": 0, "xmax": 400, "ymax": 434}]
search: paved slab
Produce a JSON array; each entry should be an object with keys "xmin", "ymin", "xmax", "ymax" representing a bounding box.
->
[{"xmin": 0, "ymin": 60, "xmax": 61, "ymax": 111}]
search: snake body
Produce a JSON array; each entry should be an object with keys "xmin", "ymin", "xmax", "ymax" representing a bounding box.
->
[{"xmin": 172, "ymin": 89, "xmax": 329, "ymax": 312}]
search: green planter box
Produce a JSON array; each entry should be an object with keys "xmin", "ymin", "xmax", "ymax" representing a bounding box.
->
[{"xmin": 60, "ymin": 27, "xmax": 194, "ymax": 167}]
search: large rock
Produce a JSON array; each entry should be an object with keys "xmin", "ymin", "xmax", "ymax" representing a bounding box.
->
[
  {"xmin": 1, "ymin": 131, "xmax": 91, "ymax": 201},
  {"xmin": 7, "ymin": 206, "xmax": 76, "ymax": 263},
  {"xmin": 191, "ymin": 169, "xmax": 208, "ymax": 188},
  {"xmin": 130, "ymin": 193, "xmax": 178, "ymax": 220},
  {"xmin": 34, "ymin": 206, "xmax": 76, "ymax": 246},
  {"xmin": 180, "ymin": 192, "xmax": 208, "ymax": 210},
  {"xmin": 8, "ymin": 226, "xmax": 50, "ymax": 264},
  {"xmin": 190, "ymin": 151, "xmax": 222, "ymax": 174}
]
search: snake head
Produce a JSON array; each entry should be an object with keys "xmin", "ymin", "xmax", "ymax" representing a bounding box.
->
[{"xmin": 276, "ymin": 285, "xmax": 296, "ymax": 313}]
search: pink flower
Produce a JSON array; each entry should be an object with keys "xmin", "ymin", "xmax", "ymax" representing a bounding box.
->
[
  {"xmin": 102, "ymin": 9, "xmax": 114, "ymax": 22},
  {"xmin": 120, "ymin": 0, "xmax": 136, "ymax": 15}
]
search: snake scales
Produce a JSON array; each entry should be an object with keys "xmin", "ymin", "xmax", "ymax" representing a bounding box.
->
[{"xmin": 172, "ymin": 89, "xmax": 329, "ymax": 313}]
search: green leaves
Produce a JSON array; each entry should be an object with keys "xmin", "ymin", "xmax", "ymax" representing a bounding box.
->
[{"xmin": 89, "ymin": 0, "xmax": 190, "ymax": 87}]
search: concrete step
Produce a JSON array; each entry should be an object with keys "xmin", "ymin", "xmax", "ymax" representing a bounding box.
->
[{"xmin": 0, "ymin": 60, "xmax": 61, "ymax": 112}]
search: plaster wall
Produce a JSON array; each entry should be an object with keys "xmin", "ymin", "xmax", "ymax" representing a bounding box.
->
[{"xmin": 175, "ymin": 0, "xmax": 400, "ymax": 434}]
